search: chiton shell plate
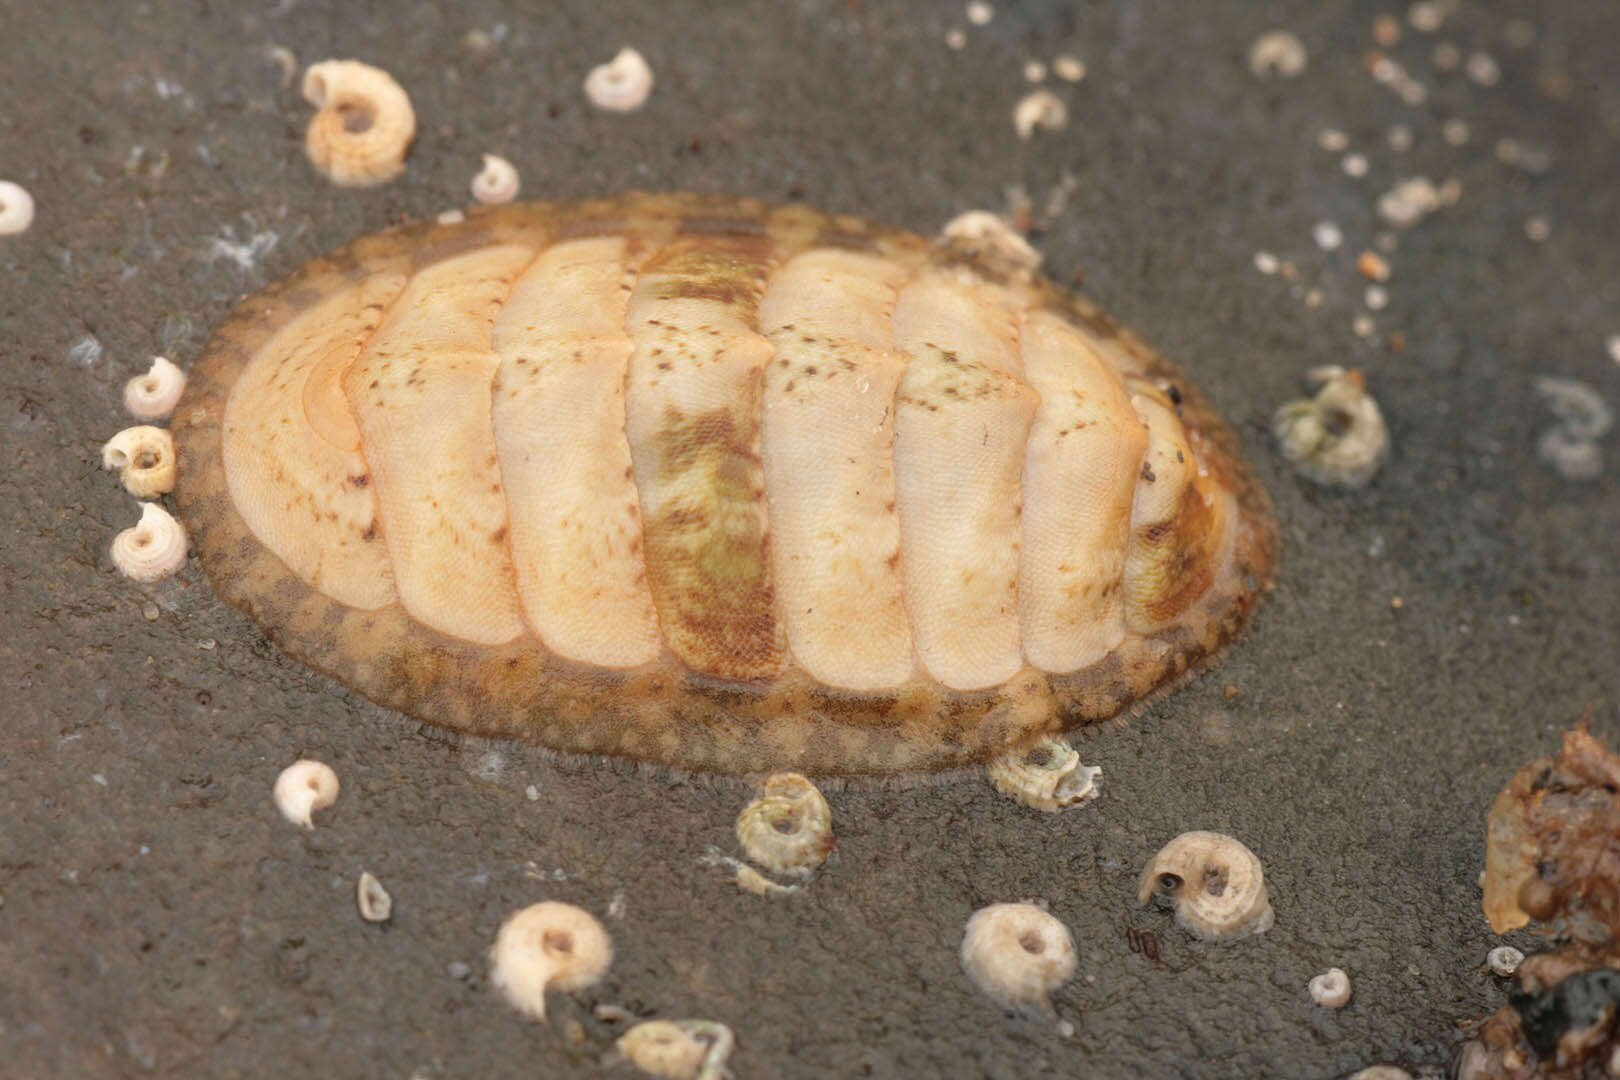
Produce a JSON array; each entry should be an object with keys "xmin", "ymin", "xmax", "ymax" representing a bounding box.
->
[{"xmin": 173, "ymin": 193, "xmax": 1276, "ymax": 776}]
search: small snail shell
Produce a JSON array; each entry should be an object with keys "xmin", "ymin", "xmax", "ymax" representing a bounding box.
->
[
  {"xmin": 356, "ymin": 872, "xmax": 392, "ymax": 922},
  {"xmin": 273, "ymin": 759, "xmax": 340, "ymax": 828},
  {"xmin": 1272, "ymin": 366, "xmax": 1389, "ymax": 488},
  {"xmin": 1138, "ymin": 831, "xmax": 1274, "ymax": 942},
  {"xmin": 301, "ymin": 59, "xmax": 416, "ymax": 187},
  {"xmin": 584, "ymin": 47, "xmax": 654, "ymax": 112},
  {"xmin": 611, "ymin": 1019, "xmax": 735, "ymax": 1080},
  {"xmin": 1308, "ymin": 967, "xmax": 1351, "ymax": 1007},
  {"xmin": 490, "ymin": 901, "xmax": 613, "ymax": 1021},
  {"xmin": 0, "ymin": 180, "xmax": 33, "ymax": 235},
  {"xmin": 123, "ymin": 356, "xmax": 186, "ymax": 420},
  {"xmin": 470, "ymin": 154, "xmax": 520, "ymax": 205},
  {"xmin": 960, "ymin": 902, "xmax": 1077, "ymax": 1019},
  {"xmin": 102, "ymin": 425, "xmax": 176, "ymax": 497},
  {"xmin": 110, "ymin": 502, "xmax": 187, "ymax": 582},
  {"xmin": 735, "ymin": 773, "xmax": 833, "ymax": 877},
  {"xmin": 986, "ymin": 735, "xmax": 1102, "ymax": 812}
]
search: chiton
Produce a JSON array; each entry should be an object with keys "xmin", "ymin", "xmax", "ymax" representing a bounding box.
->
[{"xmin": 173, "ymin": 193, "xmax": 1276, "ymax": 776}]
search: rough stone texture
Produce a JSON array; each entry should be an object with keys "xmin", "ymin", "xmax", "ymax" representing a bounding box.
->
[{"xmin": 0, "ymin": 2, "xmax": 1616, "ymax": 1078}]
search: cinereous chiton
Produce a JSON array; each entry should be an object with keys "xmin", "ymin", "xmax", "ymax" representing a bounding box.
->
[{"xmin": 172, "ymin": 193, "xmax": 1277, "ymax": 777}]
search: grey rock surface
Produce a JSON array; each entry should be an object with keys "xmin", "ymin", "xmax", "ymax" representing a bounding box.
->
[{"xmin": 1, "ymin": 2, "xmax": 1616, "ymax": 1077}]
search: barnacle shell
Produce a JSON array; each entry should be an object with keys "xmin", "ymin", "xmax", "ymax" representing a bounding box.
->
[
  {"xmin": 1308, "ymin": 967, "xmax": 1351, "ymax": 1007},
  {"xmin": 0, "ymin": 180, "xmax": 35, "ymax": 235},
  {"xmin": 124, "ymin": 356, "xmax": 187, "ymax": 420},
  {"xmin": 102, "ymin": 425, "xmax": 177, "ymax": 497},
  {"xmin": 273, "ymin": 759, "xmax": 339, "ymax": 828},
  {"xmin": 584, "ymin": 47, "xmax": 654, "ymax": 112},
  {"xmin": 171, "ymin": 194, "xmax": 1277, "ymax": 777},
  {"xmin": 960, "ymin": 902, "xmax": 1077, "ymax": 1019},
  {"xmin": 490, "ymin": 901, "xmax": 613, "ymax": 1021},
  {"xmin": 110, "ymin": 502, "xmax": 187, "ymax": 582},
  {"xmin": 1272, "ymin": 365, "xmax": 1388, "ymax": 487},
  {"xmin": 735, "ymin": 773, "xmax": 833, "ymax": 876},
  {"xmin": 356, "ymin": 871, "xmax": 392, "ymax": 922},
  {"xmin": 986, "ymin": 735, "xmax": 1101, "ymax": 813},
  {"xmin": 611, "ymin": 1019, "xmax": 735, "ymax": 1080},
  {"xmin": 471, "ymin": 154, "xmax": 520, "ymax": 205},
  {"xmin": 301, "ymin": 59, "xmax": 415, "ymax": 187},
  {"xmin": 1138, "ymin": 831, "xmax": 1274, "ymax": 942}
]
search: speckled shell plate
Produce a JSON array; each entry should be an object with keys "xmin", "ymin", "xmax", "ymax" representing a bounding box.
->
[{"xmin": 173, "ymin": 193, "xmax": 1276, "ymax": 776}]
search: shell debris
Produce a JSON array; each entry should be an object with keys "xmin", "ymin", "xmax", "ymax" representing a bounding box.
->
[
  {"xmin": 301, "ymin": 59, "xmax": 416, "ymax": 187},
  {"xmin": 1138, "ymin": 831, "xmax": 1274, "ymax": 942},
  {"xmin": 1486, "ymin": 945, "xmax": 1524, "ymax": 977},
  {"xmin": 1308, "ymin": 967, "xmax": 1351, "ymax": 1007},
  {"xmin": 735, "ymin": 773, "xmax": 833, "ymax": 878},
  {"xmin": 1012, "ymin": 89, "xmax": 1067, "ymax": 139},
  {"xmin": 986, "ymin": 735, "xmax": 1102, "ymax": 813},
  {"xmin": 960, "ymin": 902, "xmax": 1077, "ymax": 1021},
  {"xmin": 0, "ymin": 180, "xmax": 35, "ymax": 235},
  {"xmin": 939, "ymin": 210, "xmax": 1042, "ymax": 277},
  {"xmin": 110, "ymin": 502, "xmax": 188, "ymax": 582},
  {"xmin": 1272, "ymin": 366, "xmax": 1389, "ymax": 488},
  {"xmin": 490, "ymin": 901, "xmax": 613, "ymax": 1021},
  {"xmin": 124, "ymin": 357, "xmax": 187, "ymax": 420},
  {"xmin": 1248, "ymin": 31, "xmax": 1308, "ymax": 78},
  {"xmin": 102, "ymin": 426, "xmax": 177, "ymax": 497},
  {"xmin": 584, "ymin": 47, "xmax": 654, "ymax": 112},
  {"xmin": 273, "ymin": 759, "xmax": 339, "ymax": 828},
  {"xmin": 470, "ymin": 154, "xmax": 520, "ymax": 205},
  {"xmin": 698, "ymin": 848, "xmax": 801, "ymax": 899},
  {"xmin": 1534, "ymin": 376, "xmax": 1611, "ymax": 480},
  {"xmin": 610, "ymin": 1019, "xmax": 735, "ymax": 1080},
  {"xmin": 356, "ymin": 871, "xmax": 392, "ymax": 922}
]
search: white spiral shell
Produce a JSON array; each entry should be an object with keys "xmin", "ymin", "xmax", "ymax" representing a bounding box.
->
[
  {"xmin": 102, "ymin": 426, "xmax": 177, "ymax": 497},
  {"xmin": 1138, "ymin": 831, "xmax": 1274, "ymax": 942},
  {"xmin": 123, "ymin": 357, "xmax": 187, "ymax": 420},
  {"xmin": 110, "ymin": 502, "xmax": 188, "ymax": 582},
  {"xmin": 735, "ymin": 773, "xmax": 833, "ymax": 876},
  {"xmin": 960, "ymin": 902, "xmax": 1077, "ymax": 1019},
  {"xmin": 301, "ymin": 59, "xmax": 415, "ymax": 187},
  {"xmin": 489, "ymin": 901, "xmax": 613, "ymax": 1021}
]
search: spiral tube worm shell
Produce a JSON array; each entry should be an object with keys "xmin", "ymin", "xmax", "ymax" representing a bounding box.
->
[
  {"xmin": 110, "ymin": 502, "xmax": 187, "ymax": 582},
  {"xmin": 584, "ymin": 47, "xmax": 654, "ymax": 111},
  {"xmin": 171, "ymin": 194, "xmax": 1277, "ymax": 776},
  {"xmin": 735, "ymin": 773, "xmax": 833, "ymax": 877},
  {"xmin": 124, "ymin": 357, "xmax": 187, "ymax": 420},
  {"xmin": 986, "ymin": 735, "xmax": 1101, "ymax": 812},
  {"xmin": 611, "ymin": 1019, "xmax": 735, "ymax": 1080},
  {"xmin": 102, "ymin": 425, "xmax": 177, "ymax": 497},
  {"xmin": 0, "ymin": 180, "xmax": 35, "ymax": 235},
  {"xmin": 960, "ymin": 902, "xmax": 1077, "ymax": 1019},
  {"xmin": 490, "ymin": 901, "xmax": 613, "ymax": 1021},
  {"xmin": 272, "ymin": 759, "xmax": 339, "ymax": 828},
  {"xmin": 1272, "ymin": 365, "xmax": 1388, "ymax": 487},
  {"xmin": 470, "ymin": 154, "xmax": 520, "ymax": 205},
  {"xmin": 301, "ymin": 60, "xmax": 415, "ymax": 186},
  {"xmin": 1138, "ymin": 831, "xmax": 1274, "ymax": 942},
  {"xmin": 1308, "ymin": 967, "xmax": 1351, "ymax": 1007}
]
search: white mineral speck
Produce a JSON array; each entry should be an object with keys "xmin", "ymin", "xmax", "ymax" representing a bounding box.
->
[
  {"xmin": 1253, "ymin": 251, "xmax": 1280, "ymax": 275},
  {"xmin": 1023, "ymin": 59, "xmax": 1047, "ymax": 83},
  {"xmin": 1407, "ymin": 1, "xmax": 1443, "ymax": 32},
  {"xmin": 1377, "ymin": 177, "xmax": 1441, "ymax": 228},
  {"xmin": 1607, "ymin": 334, "xmax": 1620, "ymax": 366},
  {"xmin": 1365, "ymin": 285, "xmax": 1389, "ymax": 311},
  {"xmin": 966, "ymin": 1, "xmax": 993, "ymax": 26},
  {"xmin": 1052, "ymin": 54, "xmax": 1086, "ymax": 82},
  {"xmin": 945, "ymin": 28, "xmax": 966, "ymax": 50},
  {"xmin": 1432, "ymin": 42, "xmax": 1461, "ymax": 70},
  {"xmin": 1353, "ymin": 314, "xmax": 1375, "ymax": 338},
  {"xmin": 1443, "ymin": 119, "xmax": 1470, "ymax": 146},
  {"xmin": 1524, "ymin": 216, "xmax": 1550, "ymax": 242},
  {"xmin": 1467, "ymin": 51, "xmax": 1501, "ymax": 86},
  {"xmin": 1342, "ymin": 153, "xmax": 1369, "ymax": 178},
  {"xmin": 1312, "ymin": 221, "xmax": 1343, "ymax": 251},
  {"xmin": 1387, "ymin": 124, "xmax": 1413, "ymax": 151},
  {"xmin": 1317, "ymin": 128, "xmax": 1349, "ymax": 152}
]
